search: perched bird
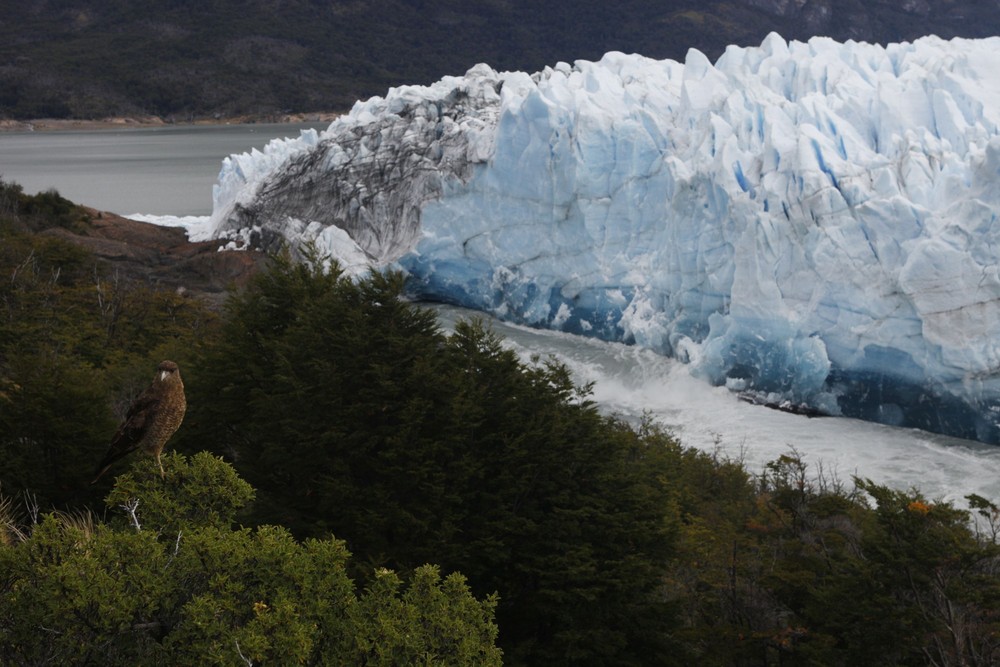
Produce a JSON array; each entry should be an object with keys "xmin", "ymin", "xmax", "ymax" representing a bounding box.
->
[{"xmin": 91, "ymin": 360, "xmax": 187, "ymax": 484}]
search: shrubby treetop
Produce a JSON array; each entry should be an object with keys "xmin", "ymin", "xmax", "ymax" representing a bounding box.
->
[
  {"xmin": 184, "ymin": 253, "xmax": 682, "ymax": 665},
  {"xmin": 4, "ymin": 197, "xmax": 1000, "ymax": 665},
  {"xmin": 0, "ymin": 452, "xmax": 502, "ymax": 666}
]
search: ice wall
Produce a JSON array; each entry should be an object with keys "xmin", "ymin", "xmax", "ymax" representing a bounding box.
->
[{"xmin": 208, "ymin": 33, "xmax": 1000, "ymax": 444}]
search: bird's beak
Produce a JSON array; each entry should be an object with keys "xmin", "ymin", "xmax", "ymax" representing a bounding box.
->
[{"xmin": 161, "ymin": 371, "xmax": 169, "ymax": 381}]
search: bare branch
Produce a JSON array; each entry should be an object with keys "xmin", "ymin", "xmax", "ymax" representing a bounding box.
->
[
  {"xmin": 22, "ymin": 490, "xmax": 40, "ymax": 526},
  {"xmin": 235, "ymin": 639, "xmax": 254, "ymax": 666},
  {"xmin": 10, "ymin": 249, "xmax": 35, "ymax": 285},
  {"xmin": 131, "ymin": 621, "xmax": 162, "ymax": 633},
  {"xmin": 120, "ymin": 498, "xmax": 142, "ymax": 532},
  {"xmin": 163, "ymin": 530, "xmax": 183, "ymax": 571}
]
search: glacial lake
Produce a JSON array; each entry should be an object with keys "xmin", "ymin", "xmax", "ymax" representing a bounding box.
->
[
  {"xmin": 0, "ymin": 122, "xmax": 328, "ymax": 216},
  {"xmin": 3, "ymin": 121, "xmax": 1000, "ymax": 508}
]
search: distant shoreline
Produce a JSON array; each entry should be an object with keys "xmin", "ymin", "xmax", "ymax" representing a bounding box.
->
[{"xmin": 0, "ymin": 111, "xmax": 343, "ymax": 132}]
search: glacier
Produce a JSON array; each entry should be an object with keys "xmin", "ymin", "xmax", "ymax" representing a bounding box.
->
[{"xmin": 206, "ymin": 33, "xmax": 1000, "ymax": 444}]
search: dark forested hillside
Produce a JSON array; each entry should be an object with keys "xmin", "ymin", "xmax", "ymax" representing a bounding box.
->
[{"xmin": 2, "ymin": 0, "xmax": 999, "ymax": 120}]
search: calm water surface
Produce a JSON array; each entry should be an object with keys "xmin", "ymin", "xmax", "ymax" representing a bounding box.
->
[{"xmin": 0, "ymin": 122, "xmax": 328, "ymax": 216}]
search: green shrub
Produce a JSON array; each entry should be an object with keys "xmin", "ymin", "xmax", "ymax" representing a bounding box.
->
[{"xmin": 0, "ymin": 453, "xmax": 501, "ymax": 666}]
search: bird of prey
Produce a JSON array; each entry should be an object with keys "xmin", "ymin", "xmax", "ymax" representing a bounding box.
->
[{"xmin": 91, "ymin": 360, "xmax": 187, "ymax": 484}]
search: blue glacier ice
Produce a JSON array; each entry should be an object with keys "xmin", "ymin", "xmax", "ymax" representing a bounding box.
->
[{"xmin": 206, "ymin": 33, "xmax": 1000, "ymax": 444}]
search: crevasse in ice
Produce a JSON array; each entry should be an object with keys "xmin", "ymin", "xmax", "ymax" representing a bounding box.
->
[{"xmin": 208, "ymin": 33, "xmax": 1000, "ymax": 444}]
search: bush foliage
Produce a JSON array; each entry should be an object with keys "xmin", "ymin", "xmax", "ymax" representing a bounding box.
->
[
  {"xmin": 0, "ymin": 453, "xmax": 501, "ymax": 666},
  {"xmin": 183, "ymin": 253, "xmax": 681, "ymax": 665},
  {"xmin": 0, "ymin": 182, "xmax": 217, "ymax": 509},
  {"xmin": 5, "ymin": 183, "xmax": 1000, "ymax": 665}
]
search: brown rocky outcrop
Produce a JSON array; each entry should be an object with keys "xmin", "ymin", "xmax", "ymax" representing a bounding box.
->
[{"xmin": 40, "ymin": 208, "xmax": 268, "ymax": 308}]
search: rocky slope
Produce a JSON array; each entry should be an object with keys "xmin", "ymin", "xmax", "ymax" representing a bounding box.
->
[{"xmin": 43, "ymin": 209, "xmax": 266, "ymax": 308}]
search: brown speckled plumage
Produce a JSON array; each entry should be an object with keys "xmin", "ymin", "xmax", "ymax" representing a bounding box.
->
[{"xmin": 91, "ymin": 360, "xmax": 186, "ymax": 484}]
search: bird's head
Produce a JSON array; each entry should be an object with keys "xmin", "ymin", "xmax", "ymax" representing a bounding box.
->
[{"xmin": 157, "ymin": 360, "xmax": 181, "ymax": 382}]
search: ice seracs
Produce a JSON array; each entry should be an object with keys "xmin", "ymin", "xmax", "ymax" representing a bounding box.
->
[{"xmin": 206, "ymin": 33, "xmax": 1000, "ymax": 445}]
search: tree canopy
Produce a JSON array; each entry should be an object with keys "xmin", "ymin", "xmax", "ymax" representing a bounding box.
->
[
  {"xmin": 0, "ymin": 181, "xmax": 217, "ymax": 510},
  {"xmin": 5, "ymin": 185, "xmax": 1000, "ymax": 665},
  {"xmin": 183, "ymin": 253, "xmax": 682, "ymax": 665},
  {"xmin": 0, "ymin": 452, "xmax": 501, "ymax": 666}
]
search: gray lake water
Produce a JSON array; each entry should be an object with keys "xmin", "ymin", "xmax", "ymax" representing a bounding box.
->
[{"xmin": 0, "ymin": 122, "xmax": 328, "ymax": 216}]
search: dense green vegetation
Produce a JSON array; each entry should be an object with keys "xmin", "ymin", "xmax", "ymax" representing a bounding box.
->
[
  {"xmin": 1, "ymin": 453, "xmax": 501, "ymax": 665},
  {"xmin": 182, "ymin": 252, "xmax": 680, "ymax": 664},
  {"xmin": 0, "ymin": 179, "xmax": 217, "ymax": 510},
  {"xmin": 2, "ymin": 0, "xmax": 999, "ymax": 120},
  {"xmin": 3, "ymin": 181, "xmax": 1000, "ymax": 664}
]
